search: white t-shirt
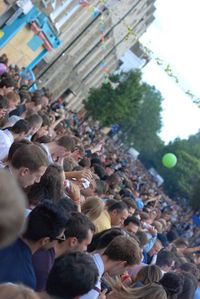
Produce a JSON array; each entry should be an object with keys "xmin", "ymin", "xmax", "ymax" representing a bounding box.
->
[
  {"xmin": 0, "ymin": 129, "xmax": 14, "ymax": 161},
  {"xmin": 41, "ymin": 143, "xmax": 53, "ymax": 164},
  {"xmin": 80, "ymin": 253, "xmax": 104, "ymax": 299}
]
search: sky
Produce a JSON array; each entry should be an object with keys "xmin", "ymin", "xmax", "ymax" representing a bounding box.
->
[{"xmin": 140, "ymin": 0, "xmax": 200, "ymax": 144}]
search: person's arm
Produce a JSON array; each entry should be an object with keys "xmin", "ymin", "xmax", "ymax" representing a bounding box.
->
[{"xmin": 182, "ymin": 245, "xmax": 200, "ymax": 254}]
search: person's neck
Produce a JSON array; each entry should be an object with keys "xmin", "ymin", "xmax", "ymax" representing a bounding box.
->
[
  {"xmin": 54, "ymin": 241, "xmax": 71, "ymax": 258},
  {"xmin": 9, "ymin": 130, "xmax": 18, "ymax": 140},
  {"xmin": 45, "ymin": 141, "xmax": 56, "ymax": 155},
  {"xmin": 101, "ymin": 254, "xmax": 115, "ymax": 273},
  {"xmin": 20, "ymin": 237, "xmax": 40, "ymax": 254}
]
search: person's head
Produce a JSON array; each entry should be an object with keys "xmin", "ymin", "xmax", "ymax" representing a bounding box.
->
[
  {"xmin": 5, "ymin": 91, "xmax": 20, "ymax": 111},
  {"xmin": 92, "ymin": 163, "xmax": 107, "ymax": 180},
  {"xmin": 62, "ymin": 212, "xmax": 95, "ymax": 252},
  {"xmin": 136, "ymin": 265, "xmax": 162, "ymax": 285},
  {"xmin": 54, "ymin": 135, "xmax": 76, "ymax": 157},
  {"xmin": 122, "ymin": 197, "xmax": 137, "ymax": 216},
  {"xmin": 10, "ymin": 143, "xmax": 49, "ymax": 188},
  {"xmin": 81, "ymin": 196, "xmax": 104, "ymax": 222},
  {"xmin": 135, "ymin": 230, "xmax": 148, "ymax": 249},
  {"xmin": 178, "ymin": 262, "xmax": 199, "ymax": 277},
  {"xmin": 108, "ymin": 201, "xmax": 129, "ymax": 226},
  {"xmin": 173, "ymin": 237, "xmax": 188, "ymax": 253},
  {"xmin": 0, "ymin": 284, "xmax": 40, "ymax": 299},
  {"xmin": 0, "ymin": 169, "xmax": 27, "ymax": 248},
  {"xmin": 26, "ymin": 113, "xmax": 43, "ymax": 136},
  {"xmin": 0, "ymin": 77, "xmax": 16, "ymax": 94},
  {"xmin": 23, "ymin": 200, "xmax": 67, "ymax": 250},
  {"xmin": 34, "ymin": 112, "xmax": 50, "ymax": 138},
  {"xmin": 46, "ymin": 252, "xmax": 98, "ymax": 299},
  {"xmin": 177, "ymin": 271, "xmax": 197, "ymax": 299},
  {"xmin": 27, "ymin": 164, "xmax": 64, "ymax": 205},
  {"xmin": 148, "ymin": 239, "xmax": 163, "ymax": 257},
  {"xmin": 156, "ymin": 250, "xmax": 174, "ymax": 272},
  {"xmin": 107, "ymin": 173, "xmax": 121, "ymax": 188},
  {"xmin": 88, "ymin": 228, "xmax": 124, "ymax": 253},
  {"xmin": 153, "ymin": 221, "xmax": 163, "ymax": 233},
  {"xmin": 9, "ymin": 119, "xmax": 30, "ymax": 140},
  {"xmin": 19, "ymin": 90, "xmax": 31, "ymax": 104},
  {"xmin": 159, "ymin": 272, "xmax": 183, "ymax": 299},
  {"xmin": 103, "ymin": 235, "xmax": 142, "ymax": 275},
  {"xmin": 123, "ymin": 216, "xmax": 140, "ymax": 234},
  {"xmin": 29, "ymin": 94, "xmax": 43, "ymax": 112},
  {"xmin": 106, "ymin": 278, "xmax": 167, "ymax": 299}
]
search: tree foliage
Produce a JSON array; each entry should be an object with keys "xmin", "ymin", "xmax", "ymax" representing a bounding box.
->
[{"xmin": 84, "ymin": 70, "xmax": 144, "ymax": 128}]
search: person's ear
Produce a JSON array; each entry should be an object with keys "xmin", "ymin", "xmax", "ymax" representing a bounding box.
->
[
  {"xmin": 69, "ymin": 237, "xmax": 78, "ymax": 248},
  {"xmin": 39, "ymin": 237, "xmax": 50, "ymax": 246},
  {"xmin": 19, "ymin": 167, "xmax": 29, "ymax": 177}
]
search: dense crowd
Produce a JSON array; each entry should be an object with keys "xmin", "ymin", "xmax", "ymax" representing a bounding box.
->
[{"xmin": 0, "ymin": 53, "xmax": 200, "ymax": 299}]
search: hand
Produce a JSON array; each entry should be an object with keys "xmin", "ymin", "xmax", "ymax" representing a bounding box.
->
[
  {"xmin": 98, "ymin": 289, "xmax": 107, "ymax": 299},
  {"xmin": 75, "ymin": 169, "xmax": 93, "ymax": 182},
  {"xmin": 68, "ymin": 182, "xmax": 81, "ymax": 201},
  {"xmin": 148, "ymin": 227, "xmax": 157, "ymax": 236}
]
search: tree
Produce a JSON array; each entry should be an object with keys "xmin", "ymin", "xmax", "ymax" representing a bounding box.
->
[{"xmin": 84, "ymin": 70, "xmax": 144, "ymax": 128}]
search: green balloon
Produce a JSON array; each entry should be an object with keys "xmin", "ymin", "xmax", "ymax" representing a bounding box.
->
[{"xmin": 162, "ymin": 153, "xmax": 177, "ymax": 168}]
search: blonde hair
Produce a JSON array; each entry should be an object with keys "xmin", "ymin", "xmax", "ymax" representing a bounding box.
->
[
  {"xmin": 105, "ymin": 276, "xmax": 167, "ymax": 299},
  {"xmin": 81, "ymin": 196, "xmax": 104, "ymax": 222},
  {"xmin": 0, "ymin": 284, "xmax": 40, "ymax": 299},
  {"xmin": 136, "ymin": 265, "xmax": 162, "ymax": 285}
]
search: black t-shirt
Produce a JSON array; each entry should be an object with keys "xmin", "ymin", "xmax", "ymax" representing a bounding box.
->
[{"xmin": 9, "ymin": 104, "xmax": 26, "ymax": 117}]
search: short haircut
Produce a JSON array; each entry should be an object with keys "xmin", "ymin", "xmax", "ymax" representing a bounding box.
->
[
  {"xmin": 94, "ymin": 228, "xmax": 124, "ymax": 251},
  {"xmin": 23, "ymin": 200, "xmax": 67, "ymax": 241},
  {"xmin": 11, "ymin": 143, "xmax": 49, "ymax": 172},
  {"xmin": 136, "ymin": 265, "xmax": 162, "ymax": 285},
  {"xmin": 159, "ymin": 272, "xmax": 183, "ymax": 298},
  {"xmin": 64, "ymin": 212, "xmax": 95, "ymax": 243},
  {"xmin": 39, "ymin": 112, "xmax": 50, "ymax": 127},
  {"xmin": 0, "ymin": 169, "xmax": 27, "ymax": 248},
  {"xmin": 7, "ymin": 140, "xmax": 31, "ymax": 162},
  {"xmin": 104, "ymin": 235, "xmax": 142, "ymax": 265},
  {"xmin": 108, "ymin": 201, "xmax": 128, "ymax": 214},
  {"xmin": 173, "ymin": 237, "xmax": 188, "ymax": 248},
  {"xmin": 56, "ymin": 197, "xmax": 78, "ymax": 219},
  {"xmin": 0, "ymin": 95, "xmax": 9, "ymax": 109},
  {"xmin": 56, "ymin": 135, "xmax": 76, "ymax": 152},
  {"xmin": 136, "ymin": 230, "xmax": 148, "ymax": 248},
  {"xmin": 93, "ymin": 164, "xmax": 107, "ymax": 180},
  {"xmin": 46, "ymin": 252, "xmax": 98, "ymax": 299},
  {"xmin": 79, "ymin": 157, "xmax": 91, "ymax": 168},
  {"xmin": 19, "ymin": 90, "xmax": 31, "ymax": 103},
  {"xmin": 26, "ymin": 114, "xmax": 42, "ymax": 127},
  {"xmin": 124, "ymin": 216, "xmax": 140, "ymax": 227},
  {"xmin": 156, "ymin": 250, "xmax": 173, "ymax": 267},
  {"xmin": 6, "ymin": 91, "xmax": 20, "ymax": 103},
  {"xmin": 10, "ymin": 119, "xmax": 30, "ymax": 134},
  {"xmin": 31, "ymin": 94, "xmax": 42, "ymax": 107},
  {"xmin": 122, "ymin": 197, "xmax": 137, "ymax": 210},
  {"xmin": 0, "ymin": 77, "xmax": 16, "ymax": 88}
]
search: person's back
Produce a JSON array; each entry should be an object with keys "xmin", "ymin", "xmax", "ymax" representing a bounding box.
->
[{"xmin": 0, "ymin": 200, "xmax": 67, "ymax": 289}]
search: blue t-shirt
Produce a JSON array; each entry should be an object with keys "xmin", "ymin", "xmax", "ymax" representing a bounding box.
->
[{"xmin": 0, "ymin": 238, "xmax": 36, "ymax": 290}]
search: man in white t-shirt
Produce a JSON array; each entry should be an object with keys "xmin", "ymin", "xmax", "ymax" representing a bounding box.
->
[{"xmin": 81, "ymin": 235, "xmax": 142, "ymax": 299}]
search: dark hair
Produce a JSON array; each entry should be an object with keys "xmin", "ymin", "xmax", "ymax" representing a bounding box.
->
[
  {"xmin": 9, "ymin": 119, "xmax": 30, "ymax": 134},
  {"xmin": 0, "ymin": 95, "xmax": 9, "ymax": 109},
  {"xmin": 64, "ymin": 212, "xmax": 95, "ymax": 243},
  {"xmin": 167, "ymin": 230, "xmax": 178, "ymax": 242},
  {"xmin": 179, "ymin": 263, "xmax": 199, "ymax": 276},
  {"xmin": 8, "ymin": 139, "xmax": 31, "ymax": 161},
  {"xmin": 93, "ymin": 164, "xmax": 107, "ymax": 180},
  {"xmin": 19, "ymin": 90, "xmax": 31, "ymax": 103},
  {"xmin": 27, "ymin": 164, "xmax": 64, "ymax": 204},
  {"xmin": 124, "ymin": 216, "xmax": 140, "ymax": 227},
  {"xmin": 159, "ymin": 272, "xmax": 183, "ymax": 299},
  {"xmin": 31, "ymin": 94, "xmax": 42, "ymax": 107},
  {"xmin": 56, "ymin": 197, "xmax": 78, "ymax": 219},
  {"xmin": 88, "ymin": 228, "xmax": 124, "ymax": 253},
  {"xmin": 56, "ymin": 135, "xmax": 76, "ymax": 152},
  {"xmin": 177, "ymin": 271, "xmax": 197, "ymax": 299},
  {"xmin": 23, "ymin": 200, "xmax": 67, "ymax": 241},
  {"xmin": 11, "ymin": 143, "xmax": 49, "ymax": 172},
  {"xmin": 0, "ymin": 77, "xmax": 16, "ymax": 88},
  {"xmin": 79, "ymin": 157, "xmax": 91, "ymax": 168},
  {"xmin": 122, "ymin": 197, "xmax": 137, "ymax": 210},
  {"xmin": 156, "ymin": 250, "xmax": 173, "ymax": 267},
  {"xmin": 108, "ymin": 201, "xmax": 128, "ymax": 214},
  {"xmin": 46, "ymin": 252, "xmax": 98, "ymax": 299}
]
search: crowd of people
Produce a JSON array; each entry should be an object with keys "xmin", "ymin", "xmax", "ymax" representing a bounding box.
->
[{"xmin": 0, "ymin": 52, "xmax": 200, "ymax": 299}]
